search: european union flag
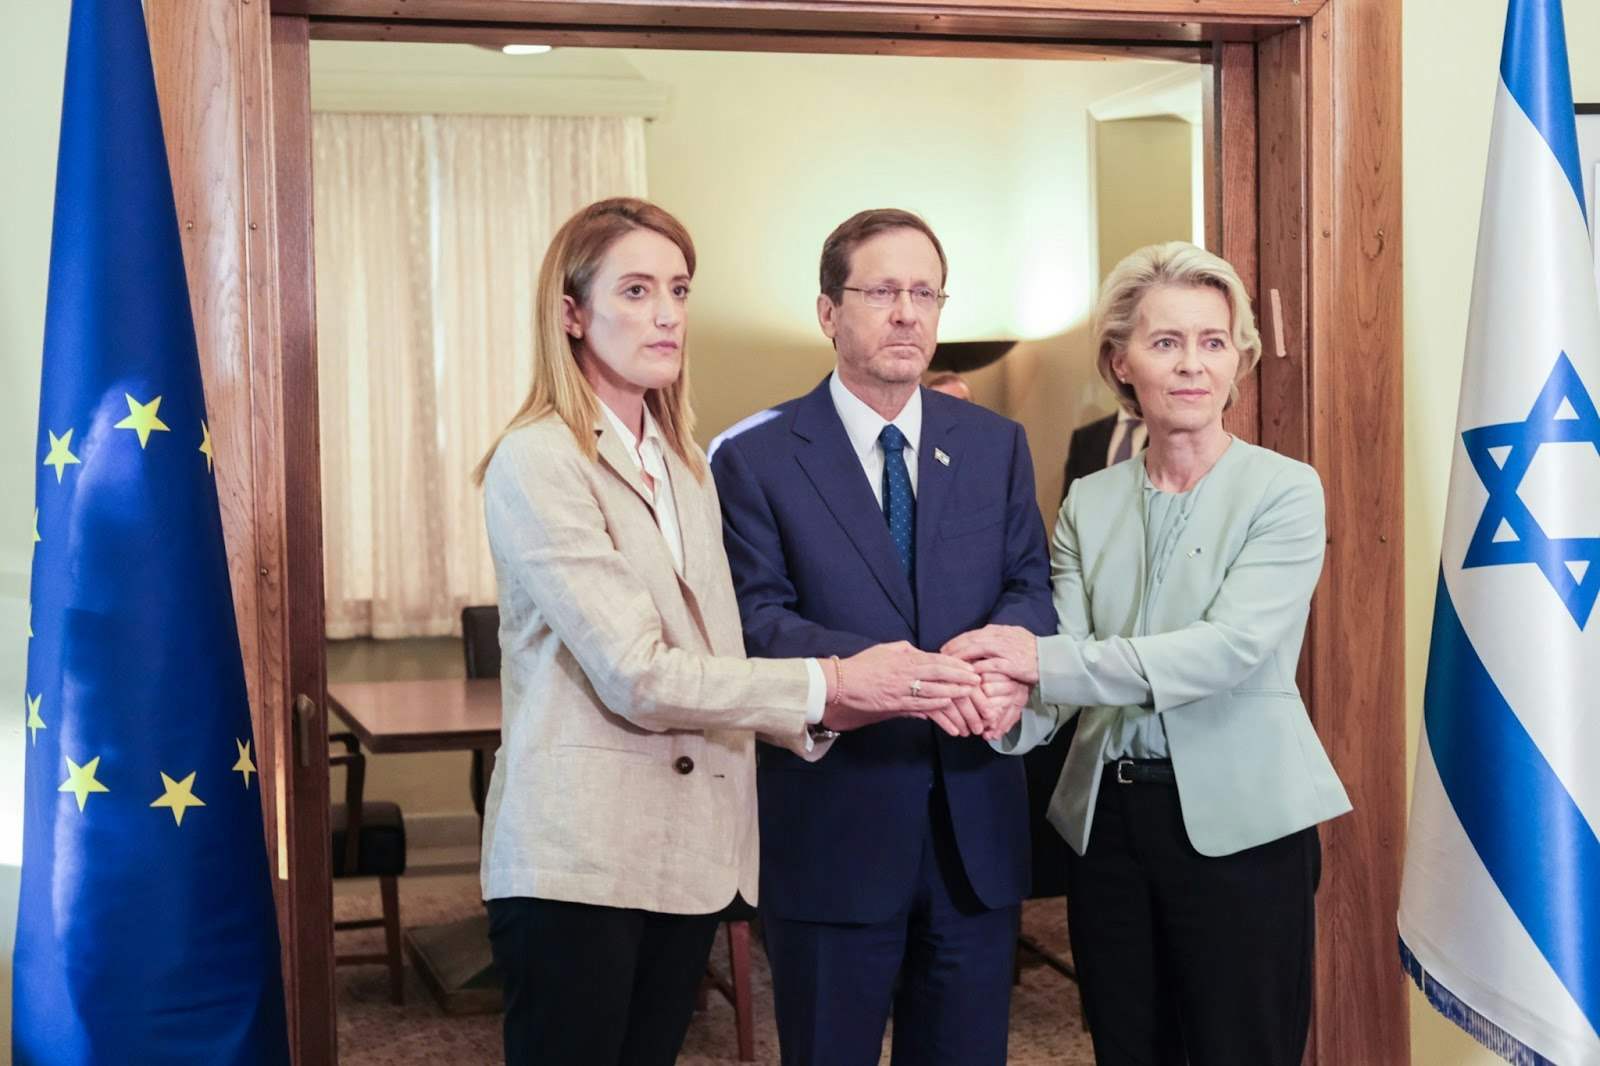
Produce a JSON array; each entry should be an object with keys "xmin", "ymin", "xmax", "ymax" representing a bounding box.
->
[
  {"xmin": 1398, "ymin": 0, "xmax": 1600, "ymax": 1062},
  {"xmin": 11, "ymin": 0, "xmax": 291, "ymax": 1061}
]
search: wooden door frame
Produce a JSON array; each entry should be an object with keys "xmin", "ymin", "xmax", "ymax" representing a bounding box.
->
[{"xmin": 149, "ymin": 1, "xmax": 1404, "ymax": 1062}]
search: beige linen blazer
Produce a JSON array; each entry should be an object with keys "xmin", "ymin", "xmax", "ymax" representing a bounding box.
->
[{"xmin": 479, "ymin": 413, "xmax": 816, "ymax": 914}]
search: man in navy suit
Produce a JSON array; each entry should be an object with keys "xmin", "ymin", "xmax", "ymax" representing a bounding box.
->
[{"xmin": 709, "ymin": 209, "xmax": 1057, "ymax": 1065}]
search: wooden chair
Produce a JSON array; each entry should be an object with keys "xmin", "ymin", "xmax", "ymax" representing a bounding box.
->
[
  {"xmin": 460, "ymin": 605, "xmax": 502, "ymax": 815},
  {"xmin": 330, "ymin": 731, "xmax": 408, "ymax": 1004},
  {"xmin": 699, "ymin": 898, "xmax": 758, "ymax": 1061}
]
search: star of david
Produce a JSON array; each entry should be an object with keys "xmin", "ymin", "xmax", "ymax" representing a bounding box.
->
[{"xmin": 1462, "ymin": 351, "xmax": 1600, "ymax": 628}]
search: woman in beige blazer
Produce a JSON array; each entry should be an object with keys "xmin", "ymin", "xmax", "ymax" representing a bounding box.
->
[
  {"xmin": 474, "ymin": 199, "xmax": 981, "ymax": 1066},
  {"xmin": 948, "ymin": 243, "xmax": 1351, "ymax": 1066}
]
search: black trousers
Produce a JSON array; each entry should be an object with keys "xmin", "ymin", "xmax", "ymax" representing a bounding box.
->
[
  {"xmin": 1065, "ymin": 771, "xmax": 1321, "ymax": 1066},
  {"xmin": 486, "ymin": 896, "xmax": 719, "ymax": 1066}
]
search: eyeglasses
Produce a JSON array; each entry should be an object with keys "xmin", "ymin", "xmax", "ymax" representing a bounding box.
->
[{"xmin": 838, "ymin": 285, "xmax": 949, "ymax": 310}]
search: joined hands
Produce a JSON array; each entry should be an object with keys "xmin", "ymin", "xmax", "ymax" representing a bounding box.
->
[{"xmin": 819, "ymin": 625, "xmax": 1040, "ymax": 741}]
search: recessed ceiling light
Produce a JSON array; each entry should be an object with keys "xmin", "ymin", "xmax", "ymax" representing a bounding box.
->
[{"xmin": 501, "ymin": 44, "xmax": 553, "ymax": 56}]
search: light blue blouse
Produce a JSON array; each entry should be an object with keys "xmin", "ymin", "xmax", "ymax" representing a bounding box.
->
[{"xmin": 1103, "ymin": 473, "xmax": 1201, "ymax": 760}]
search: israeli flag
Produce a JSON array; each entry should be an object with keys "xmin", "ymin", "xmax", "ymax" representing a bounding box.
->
[{"xmin": 1397, "ymin": 1, "xmax": 1600, "ymax": 1062}]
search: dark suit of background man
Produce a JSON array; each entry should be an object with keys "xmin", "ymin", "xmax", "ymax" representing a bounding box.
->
[
  {"xmin": 709, "ymin": 209, "xmax": 1057, "ymax": 1065},
  {"xmin": 1059, "ymin": 407, "xmax": 1146, "ymax": 505},
  {"xmin": 1025, "ymin": 406, "xmax": 1149, "ymax": 902}
]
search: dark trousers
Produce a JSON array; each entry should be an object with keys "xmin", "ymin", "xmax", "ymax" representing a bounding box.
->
[
  {"xmin": 762, "ymin": 792, "xmax": 1018, "ymax": 1066},
  {"xmin": 1065, "ymin": 772, "xmax": 1321, "ymax": 1066},
  {"xmin": 486, "ymin": 896, "xmax": 719, "ymax": 1066}
]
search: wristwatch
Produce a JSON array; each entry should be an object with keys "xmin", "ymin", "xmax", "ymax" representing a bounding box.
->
[{"xmin": 807, "ymin": 722, "xmax": 840, "ymax": 741}]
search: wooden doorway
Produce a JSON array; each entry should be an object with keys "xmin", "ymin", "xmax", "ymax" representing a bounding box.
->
[{"xmin": 149, "ymin": 1, "xmax": 1404, "ymax": 1062}]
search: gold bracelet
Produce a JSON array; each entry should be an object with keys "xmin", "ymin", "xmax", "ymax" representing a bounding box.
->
[{"xmin": 828, "ymin": 654, "xmax": 844, "ymax": 706}]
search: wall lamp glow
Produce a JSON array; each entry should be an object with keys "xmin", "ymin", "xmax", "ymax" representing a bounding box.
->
[{"xmin": 502, "ymin": 44, "xmax": 554, "ymax": 55}]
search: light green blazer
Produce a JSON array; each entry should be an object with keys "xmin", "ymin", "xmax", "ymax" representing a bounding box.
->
[{"xmin": 1002, "ymin": 438, "xmax": 1351, "ymax": 857}]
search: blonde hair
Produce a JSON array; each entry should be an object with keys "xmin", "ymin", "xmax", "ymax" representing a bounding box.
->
[
  {"xmin": 1092, "ymin": 241, "xmax": 1262, "ymax": 418},
  {"xmin": 473, "ymin": 198, "xmax": 703, "ymax": 485}
]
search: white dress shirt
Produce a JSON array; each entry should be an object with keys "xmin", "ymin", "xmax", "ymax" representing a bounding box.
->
[
  {"xmin": 599, "ymin": 398, "xmax": 826, "ymax": 725},
  {"xmin": 1105, "ymin": 408, "xmax": 1148, "ymax": 467},
  {"xmin": 829, "ymin": 370, "xmax": 922, "ymax": 503},
  {"xmin": 598, "ymin": 400, "xmax": 685, "ymax": 574}
]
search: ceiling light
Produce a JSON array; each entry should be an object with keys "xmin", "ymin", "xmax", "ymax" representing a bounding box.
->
[{"xmin": 501, "ymin": 44, "xmax": 553, "ymax": 56}]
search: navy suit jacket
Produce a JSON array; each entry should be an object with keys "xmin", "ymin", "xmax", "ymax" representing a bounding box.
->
[{"xmin": 709, "ymin": 379, "xmax": 1057, "ymax": 923}]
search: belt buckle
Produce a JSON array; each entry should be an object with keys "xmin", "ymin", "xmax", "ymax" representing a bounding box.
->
[{"xmin": 1115, "ymin": 758, "xmax": 1134, "ymax": 785}]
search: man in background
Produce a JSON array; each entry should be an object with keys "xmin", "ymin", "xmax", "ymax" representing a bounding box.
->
[
  {"xmin": 1060, "ymin": 406, "xmax": 1145, "ymax": 503},
  {"xmin": 926, "ymin": 370, "xmax": 971, "ymax": 400}
]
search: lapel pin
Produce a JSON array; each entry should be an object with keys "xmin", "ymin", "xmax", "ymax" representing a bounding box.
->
[
  {"xmin": 1187, "ymin": 546, "xmax": 1204, "ymax": 558},
  {"xmin": 934, "ymin": 447, "xmax": 950, "ymax": 466}
]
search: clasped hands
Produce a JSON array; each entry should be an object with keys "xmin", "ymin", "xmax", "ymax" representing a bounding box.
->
[{"xmin": 820, "ymin": 625, "xmax": 1040, "ymax": 741}]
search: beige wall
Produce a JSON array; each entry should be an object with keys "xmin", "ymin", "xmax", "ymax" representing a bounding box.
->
[
  {"xmin": 1006, "ymin": 113, "xmax": 1195, "ymax": 515},
  {"xmin": 1403, "ymin": 2, "xmax": 1600, "ymax": 1063},
  {"xmin": 0, "ymin": 7, "xmax": 69, "ymax": 1058},
  {"xmin": 1095, "ymin": 117, "xmax": 1196, "ymax": 286}
]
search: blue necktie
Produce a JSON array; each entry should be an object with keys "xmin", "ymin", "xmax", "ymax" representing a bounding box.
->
[{"xmin": 879, "ymin": 423, "xmax": 915, "ymax": 579}]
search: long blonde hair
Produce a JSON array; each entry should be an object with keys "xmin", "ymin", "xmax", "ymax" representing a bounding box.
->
[{"xmin": 473, "ymin": 198, "xmax": 704, "ymax": 485}]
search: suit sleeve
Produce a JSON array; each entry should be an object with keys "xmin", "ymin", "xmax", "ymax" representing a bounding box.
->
[
  {"xmin": 485, "ymin": 431, "xmax": 812, "ymax": 737},
  {"xmin": 709, "ymin": 435, "xmax": 879, "ymax": 659},
  {"xmin": 979, "ymin": 422, "xmax": 1058, "ymax": 636},
  {"xmin": 1035, "ymin": 464, "xmax": 1327, "ymax": 713}
]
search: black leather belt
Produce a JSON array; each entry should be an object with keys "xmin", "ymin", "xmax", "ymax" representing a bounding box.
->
[{"xmin": 1112, "ymin": 758, "xmax": 1176, "ymax": 785}]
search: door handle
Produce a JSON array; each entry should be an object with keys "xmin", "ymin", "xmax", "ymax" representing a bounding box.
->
[{"xmin": 294, "ymin": 693, "xmax": 318, "ymax": 768}]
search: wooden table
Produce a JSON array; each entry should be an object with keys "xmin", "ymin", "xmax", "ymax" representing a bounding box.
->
[
  {"xmin": 326, "ymin": 677, "xmax": 501, "ymax": 754},
  {"xmin": 327, "ymin": 678, "xmax": 504, "ymax": 1015}
]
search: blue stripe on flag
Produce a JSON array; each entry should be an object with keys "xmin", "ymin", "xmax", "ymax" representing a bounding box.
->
[
  {"xmin": 1425, "ymin": 571, "xmax": 1600, "ymax": 1032},
  {"xmin": 1500, "ymin": 0, "xmax": 1585, "ymax": 217}
]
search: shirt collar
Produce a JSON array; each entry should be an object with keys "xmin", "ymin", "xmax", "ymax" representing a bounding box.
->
[
  {"xmin": 597, "ymin": 398, "xmax": 665, "ymax": 468},
  {"xmin": 829, "ymin": 370, "xmax": 922, "ymax": 461}
]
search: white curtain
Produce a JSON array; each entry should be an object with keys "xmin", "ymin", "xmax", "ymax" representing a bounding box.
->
[{"xmin": 314, "ymin": 113, "xmax": 648, "ymax": 638}]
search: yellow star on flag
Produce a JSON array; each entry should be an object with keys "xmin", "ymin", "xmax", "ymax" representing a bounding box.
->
[
  {"xmin": 33, "ymin": 508, "xmax": 41, "ymax": 544},
  {"xmin": 199, "ymin": 420, "xmax": 215, "ymax": 473},
  {"xmin": 151, "ymin": 771, "xmax": 205, "ymax": 825},
  {"xmin": 26, "ymin": 602, "xmax": 32, "ymax": 639},
  {"xmin": 59, "ymin": 755, "xmax": 109, "ymax": 812},
  {"xmin": 43, "ymin": 429, "xmax": 81, "ymax": 483},
  {"xmin": 26, "ymin": 693, "xmax": 45, "ymax": 745},
  {"xmin": 233, "ymin": 739, "xmax": 257, "ymax": 789},
  {"xmin": 26, "ymin": 694, "xmax": 45, "ymax": 742},
  {"xmin": 114, "ymin": 394, "xmax": 171, "ymax": 449}
]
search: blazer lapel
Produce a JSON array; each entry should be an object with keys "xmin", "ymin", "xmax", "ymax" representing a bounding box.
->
[
  {"xmin": 913, "ymin": 391, "xmax": 958, "ymax": 607},
  {"xmin": 791, "ymin": 381, "xmax": 917, "ymax": 628},
  {"xmin": 593, "ymin": 419, "xmax": 653, "ymax": 508},
  {"xmin": 596, "ymin": 416, "xmax": 719, "ymax": 650},
  {"xmin": 663, "ymin": 446, "xmax": 719, "ymax": 646}
]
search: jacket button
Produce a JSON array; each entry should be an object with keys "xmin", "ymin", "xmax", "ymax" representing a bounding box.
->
[{"xmin": 674, "ymin": 756, "xmax": 694, "ymax": 775}]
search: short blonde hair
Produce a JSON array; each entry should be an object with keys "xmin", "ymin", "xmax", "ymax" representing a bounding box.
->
[
  {"xmin": 1092, "ymin": 241, "xmax": 1262, "ymax": 418},
  {"xmin": 474, "ymin": 198, "xmax": 702, "ymax": 486}
]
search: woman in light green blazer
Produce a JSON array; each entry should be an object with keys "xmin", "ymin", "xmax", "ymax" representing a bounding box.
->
[{"xmin": 947, "ymin": 242, "xmax": 1351, "ymax": 1066}]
